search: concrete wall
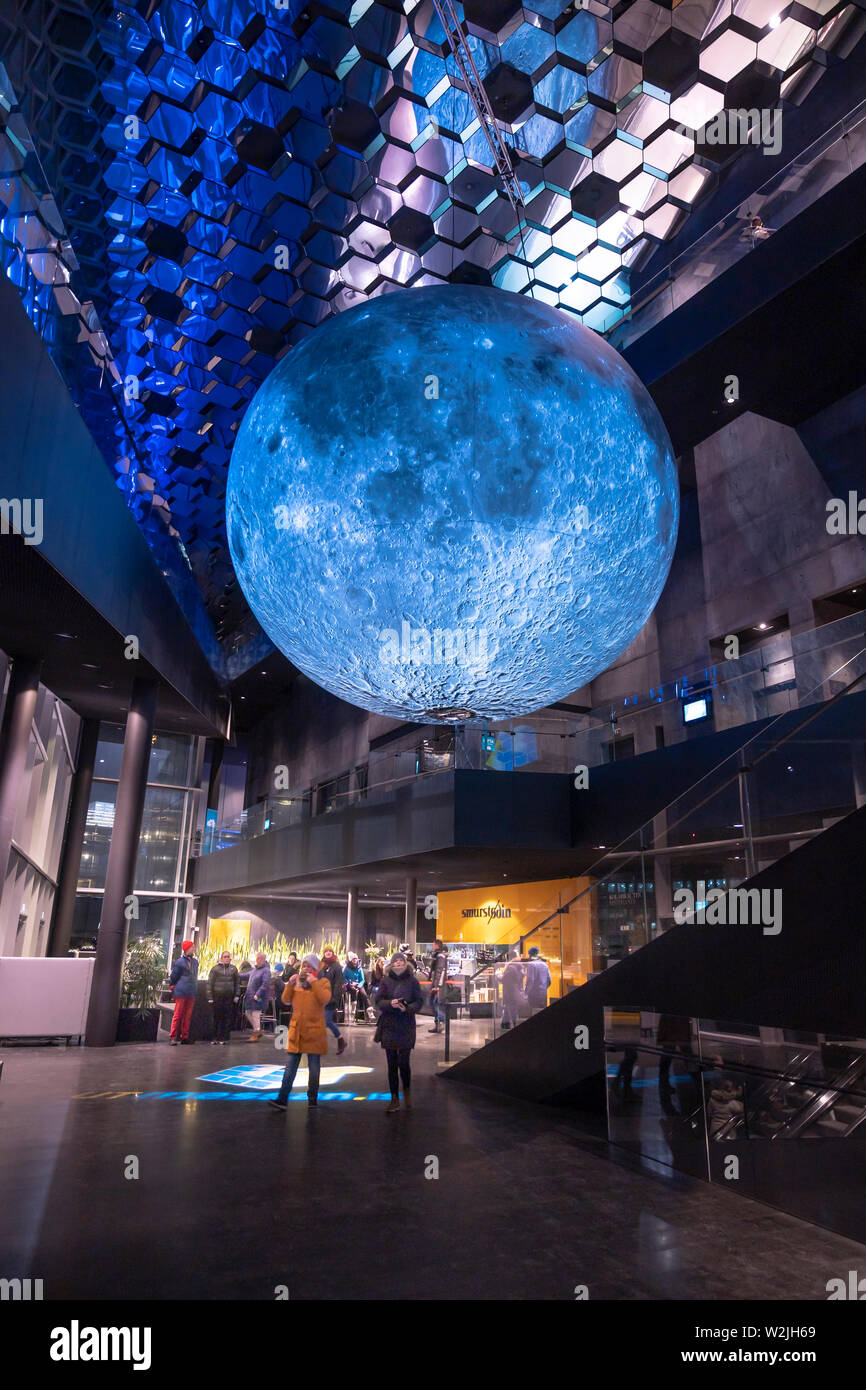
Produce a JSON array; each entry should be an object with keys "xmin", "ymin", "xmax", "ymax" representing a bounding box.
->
[
  {"xmin": 245, "ymin": 674, "xmax": 370, "ymax": 804},
  {"xmin": 569, "ymin": 405, "xmax": 866, "ymax": 726},
  {"xmin": 695, "ymin": 411, "xmax": 865, "ymax": 640}
]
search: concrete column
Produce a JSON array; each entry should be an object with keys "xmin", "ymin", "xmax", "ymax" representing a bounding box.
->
[
  {"xmin": 0, "ymin": 655, "xmax": 42, "ymax": 896},
  {"xmin": 85, "ymin": 678, "xmax": 159, "ymax": 1047},
  {"xmin": 206, "ymin": 738, "xmax": 224, "ymax": 815},
  {"xmin": 404, "ymin": 875, "xmax": 417, "ymax": 945},
  {"xmin": 49, "ymin": 718, "xmax": 100, "ymax": 957},
  {"xmin": 346, "ymin": 884, "xmax": 361, "ymax": 956}
]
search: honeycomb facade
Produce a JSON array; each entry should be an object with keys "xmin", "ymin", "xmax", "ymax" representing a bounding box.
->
[{"xmin": 0, "ymin": 0, "xmax": 860, "ymax": 656}]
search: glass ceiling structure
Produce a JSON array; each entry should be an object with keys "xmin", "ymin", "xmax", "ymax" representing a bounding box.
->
[{"xmin": 0, "ymin": 0, "xmax": 860, "ymax": 665}]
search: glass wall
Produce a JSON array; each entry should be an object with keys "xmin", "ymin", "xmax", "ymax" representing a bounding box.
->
[
  {"xmin": 74, "ymin": 724, "xmax": 201, "ymax": 956},
  {"xmin": 604, "ymin": 1010, "xmax": 866, "ymax": 1242}
]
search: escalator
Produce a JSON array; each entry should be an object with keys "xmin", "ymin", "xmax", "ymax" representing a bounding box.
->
[
  {"xmin": 749, "ymin": 1050, "xmax": 866, "ymax": 1140},
  {"xmin": 695, "ymin": 1043, "xmax": 866, "ymax": 1141}
]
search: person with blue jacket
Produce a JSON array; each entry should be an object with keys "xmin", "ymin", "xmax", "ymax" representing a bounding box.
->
[
  {"xmin": 168, "ymin": 940, "xmax": 199, "ymax": 1045},
  {"xmin": 524, "ymin": 947, "xmax": 551, "ymax": 1014},
  {"xmin": 342, "ymin": 952, "xmax": 371, "ymax": 1022},
  {"xmin": 244, "ymin": 953, "xmax": 271, "ymax": 1042}
]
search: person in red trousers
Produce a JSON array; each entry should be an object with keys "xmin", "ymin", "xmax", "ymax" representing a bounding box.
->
[{"xmin": 168, "ymin": 940, "xmax": 199, "ymax": 1045}]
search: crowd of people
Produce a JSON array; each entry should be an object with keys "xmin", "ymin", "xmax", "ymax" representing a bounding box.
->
[
  {"xmin": 167, "ymin": 938, "xmax": 553, "ymax": 1111},
  {"xmin": 267, "ymin": 949, "xmax": 426, "ymax": 1113},
  {"xmin": 166, "ymin": 938, "xmax": 453, "ymax": 1112}
]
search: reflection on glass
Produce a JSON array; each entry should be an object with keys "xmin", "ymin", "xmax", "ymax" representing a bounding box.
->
[
  {"xmin": 80, "ymin": 784, "xmax": 118, "ymax": 890},
  {"xmin": 136, "ymin": 787, "xmax": 185, "ymax": 892},
  {"xmin": 148, "ymin": 732, "xmax": 192, "ymax": 786}
]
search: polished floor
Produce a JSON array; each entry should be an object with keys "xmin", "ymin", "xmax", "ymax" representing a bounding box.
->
[{"xmin": 1, "ymin": 1023, "xmax": 863, "ymax": 1301}]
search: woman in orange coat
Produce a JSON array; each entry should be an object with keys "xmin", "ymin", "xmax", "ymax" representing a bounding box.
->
[{"xmin": 268, "ymin": 954, "xmax": 331, "ymax": 1111}]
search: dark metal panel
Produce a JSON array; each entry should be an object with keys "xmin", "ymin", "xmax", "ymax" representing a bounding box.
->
[{"xmin": 0, "ymin": 276, "xmax": 229, "ymax": 735}]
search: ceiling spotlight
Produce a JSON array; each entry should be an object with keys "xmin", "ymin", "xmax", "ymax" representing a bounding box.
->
[{"xmin": 769, "ymin": 13, "xmax": 781, "ymax": 27}]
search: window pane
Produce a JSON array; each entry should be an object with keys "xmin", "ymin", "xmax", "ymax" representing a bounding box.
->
[
  {"xmin": 148, "ymin": 732, "xmax": 192, "ymax": 786},
  {"xmin": 136, "ymin": 787, "xmax": 186, "ymax": 891},
  {"xmin": 80, "ymin": 784, "xmax": 118, "ymax": 890},
  {"xmin": 70, "ymin": 895, "xmax": 101, "ymax": 953},
  {"xmin": 95, "ymin": 724, "xmax": 125, "ymax": 780},
  {"xmin": 94, "ymin": 727, "xmax": 193, "ymax": 785},
  {"xmin": 130, "ymin": 898, "xmax": 177, "ymax": 956}
]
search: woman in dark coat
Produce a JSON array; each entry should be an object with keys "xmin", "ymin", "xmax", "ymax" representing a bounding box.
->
[
  {"xmin": 319, "ymin": 946, "xmax": 347, "ymax": 1055},
  {"xmin": 375, "ymin": 952, "xmax": 423, "ymax": 1112}
]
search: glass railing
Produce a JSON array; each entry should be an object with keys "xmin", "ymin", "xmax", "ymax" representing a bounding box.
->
[
  {"xmin": 604, "ymin": 1009, "xmax": 866, "ymax": 1237},
  {"xmin": 202, "ymin": 609, "xmax": 866, "ymax": 852},
  {"xmin": 600, "ymin": 96, "xmax": 866, "ymax": 346},
  {"xmin": 442, "ymin": 626, "xmax": 866, "ymax": 1062},
  {"xmin": 201, "ymin": 731, "xmax": 459, "ymax": 852},
  {"xmin": 455, "ymin": 610, "xmax": 866, "ymax": 774}
]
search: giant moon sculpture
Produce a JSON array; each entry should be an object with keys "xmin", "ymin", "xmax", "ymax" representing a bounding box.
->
[{"xmin": 227, "ymin": 285, "xmax": 679, "ymax": 721}]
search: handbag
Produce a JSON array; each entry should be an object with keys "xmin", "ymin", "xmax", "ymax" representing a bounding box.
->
[{"xmin": 373, "ymin": 1016, "xmax": 383, "ymax": 1043}]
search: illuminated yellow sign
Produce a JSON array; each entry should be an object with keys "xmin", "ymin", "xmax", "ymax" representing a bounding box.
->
[{"xmin": 435, "ymin": 878, "xmax": 596, "ymax": 991}]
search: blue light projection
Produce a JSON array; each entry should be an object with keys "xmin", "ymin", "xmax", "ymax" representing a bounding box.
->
[
  {"xmin": 110, "ymin": 1062, "xmax": 384, "ymax": 1102},
  {"xmin": 227, "ymin": 284, "xmax": 679, "ymax": 721},
  {"xmin": 127, "ymin": 1091, "xmax": 391, "ymax": 1101},
  {"xmin": 197, "ymin": 1063, "xmax": 373, "ymax": 1091}
]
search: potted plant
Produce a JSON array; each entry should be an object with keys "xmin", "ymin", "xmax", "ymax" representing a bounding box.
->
[{"xmin": 116, "ymin": 936, "xmax": 167, "ymax": 1042}]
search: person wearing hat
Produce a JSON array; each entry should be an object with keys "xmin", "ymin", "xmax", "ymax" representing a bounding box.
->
[
  {"xmin": 268, "ymin": 954, "xmax": 331, "ymax": 1111},
  {"xmin": 168, "ymin": 939, "xmax": 199, "ymax": 1045},
  {"xmin": 342, "ymin": 951, "xmax": 372, "ymax": 1023},
  {"xmin": 375, "ymin": 951, "xmax": 423, "ymax": 1112}
]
